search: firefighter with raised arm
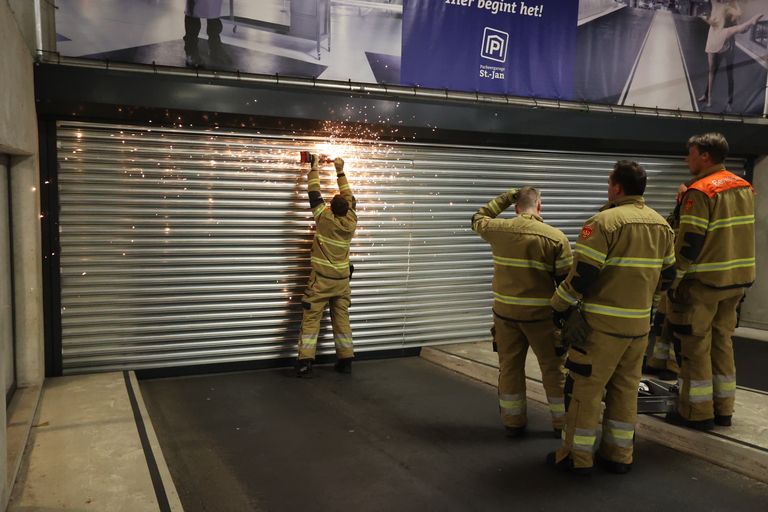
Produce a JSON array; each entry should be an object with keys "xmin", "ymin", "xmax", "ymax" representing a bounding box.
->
[
  {"xmin": 472, "ymin": 186, "xmax": 573, "ymax": 438},
  {"xmin": 549, "ymin": 161, "xmax": 676, "ymax": 475},
  {"xmin": 666, "ymin": 133, "xmax": 755, "ymax": 430},
  {"xmin": 296, "ymin": 153, "xmax": 358, "ymax": 377}
]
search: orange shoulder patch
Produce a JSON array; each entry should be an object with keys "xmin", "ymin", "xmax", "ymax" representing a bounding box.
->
[{"xmin": 579, "ymin": 225, "xmax": 593, "ymax": 240}]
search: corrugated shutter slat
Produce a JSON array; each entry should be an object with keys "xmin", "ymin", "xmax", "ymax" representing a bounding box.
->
[{"xmin": 57, "ymin": 122, "xmax": 744, "ymax": 374}]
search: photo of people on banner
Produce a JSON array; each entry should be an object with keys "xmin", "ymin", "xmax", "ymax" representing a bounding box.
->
[{"xmin": 56, "ymin": 0, "xmax": 768, "ymax": 115}]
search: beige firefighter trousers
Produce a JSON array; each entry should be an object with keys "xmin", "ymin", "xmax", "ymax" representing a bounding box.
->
[
  {"xmin": 493, "ymin": 315, "xmax": 566, "ymax": 430},
  {"xmin": 556, "ymin": 330, "xmax": 647, "ymax": 468},
  {"xmin": 668, "ymin": 280, "xmax": 743, "ymax": 421},
  {"xmin": 297, "ymin": 271, "xmax": 354, "ymax": 360}
]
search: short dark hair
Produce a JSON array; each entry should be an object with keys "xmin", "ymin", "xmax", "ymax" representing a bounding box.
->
[
  {"xmin": 687, "ymin": 132, "xmax": 728, "ymax": 164},
  {"xmin": 610, "ymin": 160, "xmax": 647, "ymax": 196},
  {"xmin": 516, "ymin": 186, "xmax": 541, "ymax": 211},
  {"xmin": 331, "ymin": 194, "xmax": 349, "ymax": 216}
]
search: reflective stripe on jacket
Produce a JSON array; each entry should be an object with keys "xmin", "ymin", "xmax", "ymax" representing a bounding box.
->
[
  {"xmin": 674, "ymin": 166, "xmax": 755, "ymax": 289},
  {"xmin": 552, "ymin": 196, "xmax": 675, "ymax": 337},
  {"xmin": 307, "ymin": 165, "xmax": 357, "ymax": 279},
  {"xmin": 473, "ymin": 190, "xmax": 572, "ymax": 321}
]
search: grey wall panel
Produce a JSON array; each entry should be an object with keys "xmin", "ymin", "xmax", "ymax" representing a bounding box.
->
[{"xmin": 56, "ymin": 122, "xmax": 744, "ymax": 373}]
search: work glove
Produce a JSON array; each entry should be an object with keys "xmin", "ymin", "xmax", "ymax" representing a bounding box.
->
[
  {"xmin": 666, "ymin": 287, "xmax": 678, "ymax": 303},
  {"xmin": 555, "ymin": 306, "xmax": 591, "ymax": 349},
  {"xmin": 508, "ymin": 188, "xmax": 520, "ymax": 203},
  {"xmin": 309, "ymin": 153, "xmax": 320, "ymax": 169},
  {"xmin": 334, "ymin": 157, "xmax": 344, "ymax": 174}
]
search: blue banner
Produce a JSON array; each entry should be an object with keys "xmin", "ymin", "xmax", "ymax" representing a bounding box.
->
[{"xmin": 402, "ymin": 0, "xmax": 579, "ymax": 100}]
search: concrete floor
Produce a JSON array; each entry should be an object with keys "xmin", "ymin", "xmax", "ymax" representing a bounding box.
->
[
  {"xmin": 141, "ymin": 357, "xmax": 768, "ymax": 512},
  {"xmin": 430, "ymin": 340, "xmax": 768, "ymax": 482},
  {"xmin": 8, "ymin": 372, "xmax": 182, "ymax": 512}
]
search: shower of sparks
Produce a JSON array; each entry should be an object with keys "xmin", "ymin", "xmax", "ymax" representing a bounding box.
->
[{"xmin": 60, "ymin": 116, "xmax": 478, "ymax": 309}]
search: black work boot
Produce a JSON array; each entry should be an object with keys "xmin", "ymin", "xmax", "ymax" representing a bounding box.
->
[
  {"xmin": 334, "ymin": 357, "xmax": 353, "ymax": 374},
  {"xmin": 504, "ymin": 425, "xmax": 526, "ymax": 438},
  {"xmin": 714, "ymin": 414, "xmax": 732, "ymax": 427},
  {"xmin": 665, "ymin": 411, "xmax": 714, "ymax": 431},
  {"xmin": 596, "ymin": 453, "xmax": 632, "ymax": 474},
  {"xmin": 295, "ymin": 359, "xmax": 313, "ymax": 378},
  {"xmin": 546, "ymin": 452, "xmax": 592, "ymax": 476}
]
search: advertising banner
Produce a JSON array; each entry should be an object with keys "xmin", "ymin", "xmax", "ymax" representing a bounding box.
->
[
  {"xmin": 401, "ymin": 1, "xmax": 578, "ymax": 99},
  {"xmin": 55, "ymin": 0, "xmax": 768, "ymax": 116}
]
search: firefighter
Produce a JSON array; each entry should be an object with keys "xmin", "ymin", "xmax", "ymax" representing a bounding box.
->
[
  {"xmin": 296, "ymin": 154, "xmax": 357, "ymax": 377},
  {"xmin": 666, "ymin": 133, "xmax": 755, "ymax": 430},
  {"xmin": 472, "ymin": 186, "xmax": 573, "ymax": 438},
  {"xmin": 645, "ymin": 296, "xmax": 680, "ymax": 380},
  {"xmin": 548, "ymin": 160, "xmax": 676, "ymax": 475},
  {"xmin": 645, "ymin": 186, "xmax": 688, "ymax": 380}
]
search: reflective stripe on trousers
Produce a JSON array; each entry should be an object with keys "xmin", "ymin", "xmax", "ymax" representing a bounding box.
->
[
  {"xmin": 571, "ymin": 427, "xmax": 597, "ymax": 452},
  {"xmin": 499, "ymin": 393, "xmax": 526, "ymax": 416},
  {"xmin": 653, "ymin": 340, "xmax": 671, "ymax": 360},
  {"xmin": 713, "ymin": 374, "xmax": 736, "ymax": 398},
  {"xmin": 603, "ymin": 419, "xmax": 634, "ymax": 448},
  {"xmin": 300, "ymin": 333, "xmax": 318, "ymax": 348},
  {"xmin": 549, "ymin": 397, "xmax": 565, "ymax": 419},
  {"xmin": 334, "ymin": 334, "xmax": 353, "ymax": 350},
  {"xmin": 680, "ymin": 378, "xmax": 714, "ymax": 403}
]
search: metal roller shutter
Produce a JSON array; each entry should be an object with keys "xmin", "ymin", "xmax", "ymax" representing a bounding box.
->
[{"xmin": 56, "ymin": 121, "xmax": 745, "ymax": 374}]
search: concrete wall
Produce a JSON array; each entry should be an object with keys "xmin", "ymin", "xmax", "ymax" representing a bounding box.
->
[
  {"xmin": 1, "ymin": 0, "xmax": 44, "ymax": 509},
  {"xmin": 741, "ymin": 155, "xmax": 768, "ymax": 329},
  {"xmin": 6, "ymin": 0, "xmax": 55, "ymax": 55}
]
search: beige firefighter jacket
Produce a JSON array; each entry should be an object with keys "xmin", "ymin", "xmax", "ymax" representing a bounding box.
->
[
  {"xmin": 472, "ymin": 190, "xmax": 572, "ymax": 321},
  {"xmin": 673, "ymin": 165, "xmax": 755, "ymax": 290},
  {"xmin": 307, "ymin": 162, "xmax": 357, "ymax": 280},
  {"xmin": 551, "ymin": 196, "xmax": 676, "ymax": 337}
]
